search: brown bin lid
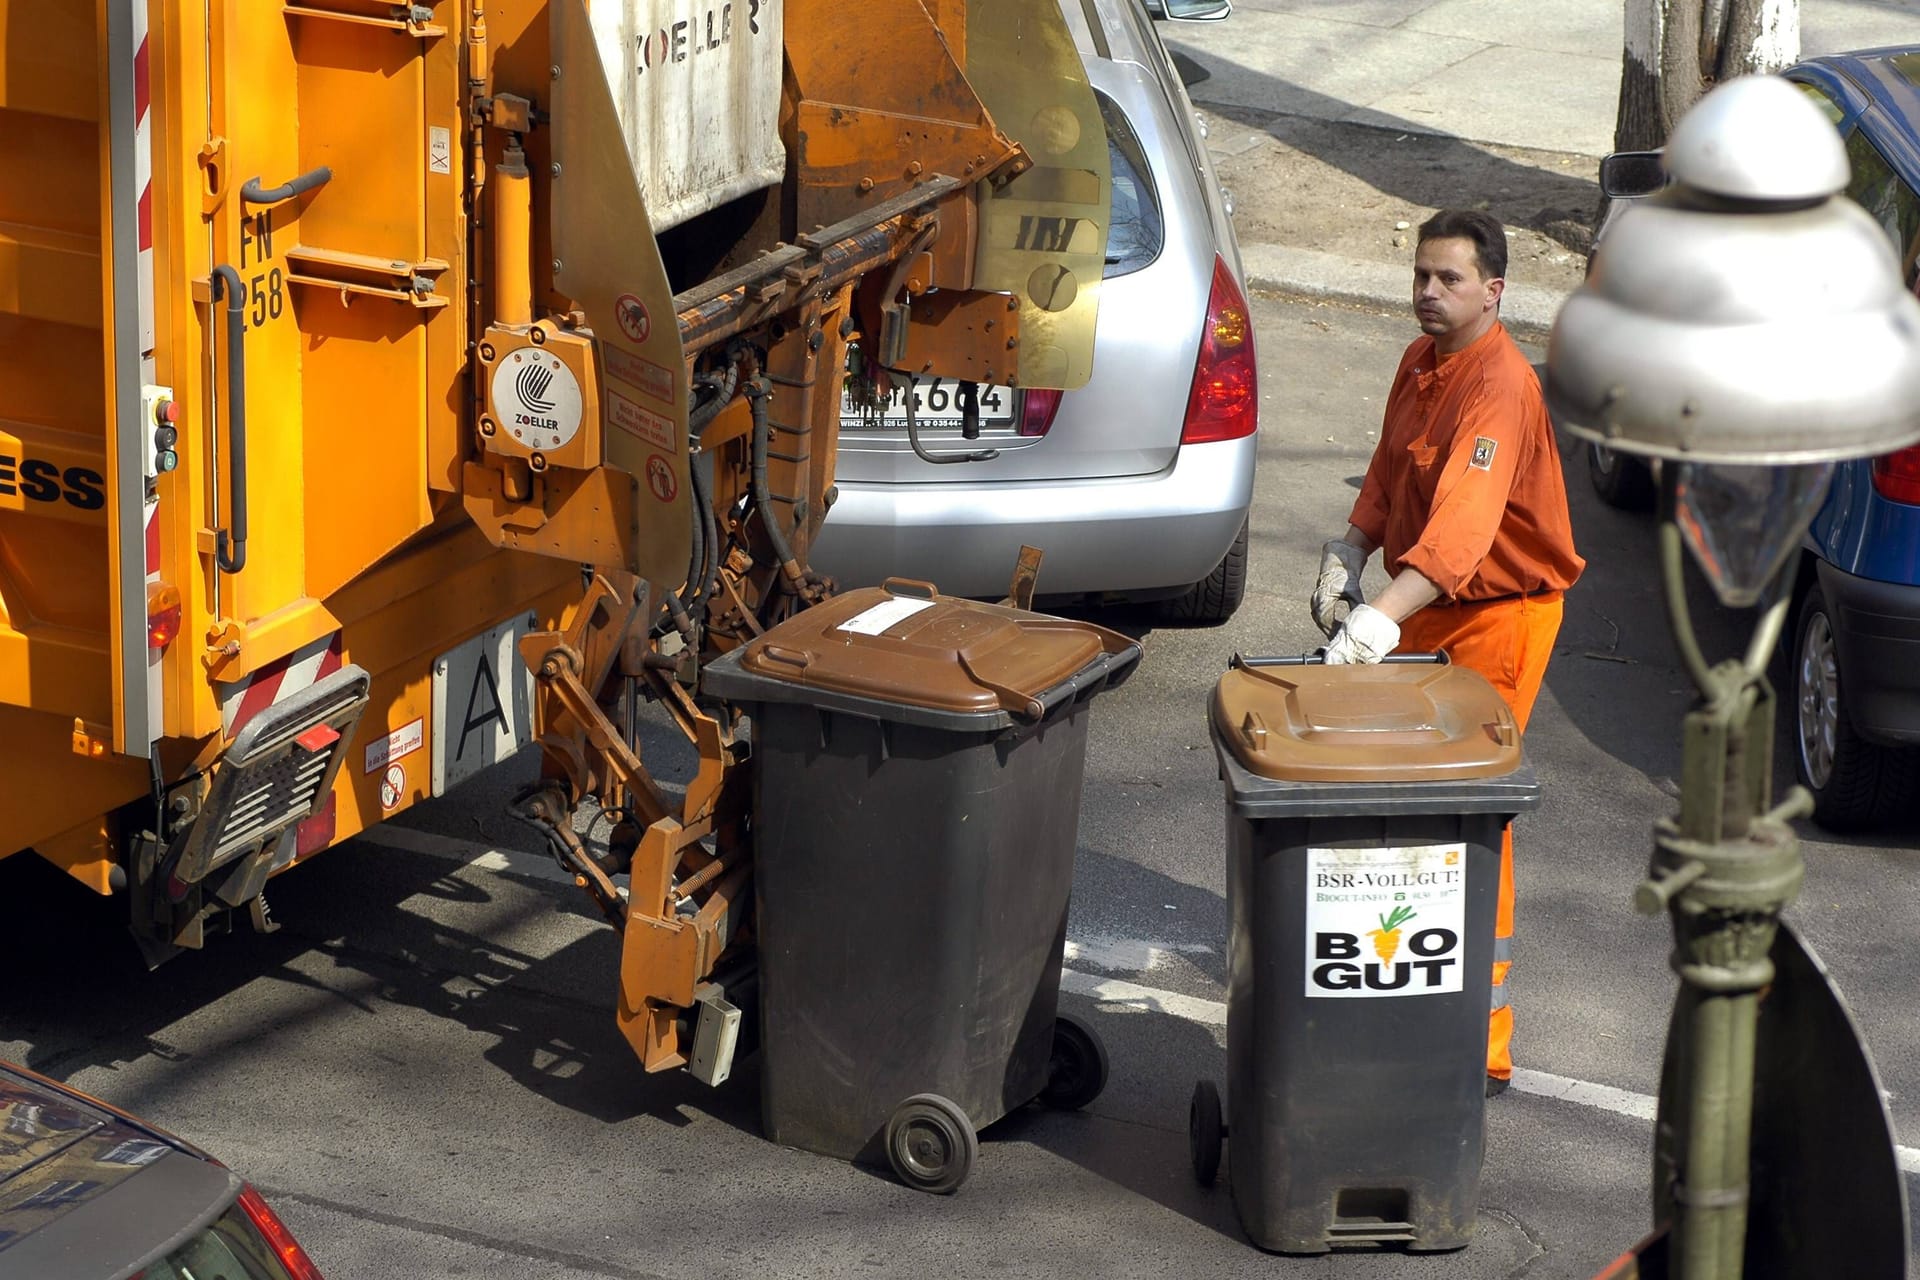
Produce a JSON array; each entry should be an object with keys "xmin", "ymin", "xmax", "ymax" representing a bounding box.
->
[
  {"xmin": 1212, "ymin": 660, "xmax": 1521, "ymax": 783},
  {"xmin": 738, "ymin": 581, "xmax": 1112, "ymax": 716}
]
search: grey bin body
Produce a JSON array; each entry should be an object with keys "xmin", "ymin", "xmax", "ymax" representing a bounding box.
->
[
  {"xmin": 1206, "ymin": 659, "xmax": 1540, "ymax": 1253},
  {"xmin": 703, "ymin": 631, "xmax": 1138, "ymax": 1169}
]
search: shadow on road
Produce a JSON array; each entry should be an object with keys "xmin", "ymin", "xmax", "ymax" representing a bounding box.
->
[{"xmin": 0, "ymin": 824, "xmax": 767, "ymax": 1143}]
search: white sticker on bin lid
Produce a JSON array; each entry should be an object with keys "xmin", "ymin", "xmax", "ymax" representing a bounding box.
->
[
  {"xmin": 836, "ymin": 596, "xmax": 936, "ymax": 636},
  {"xmin": 1305, "ymin": 843, "xmax": 1466, "ymax": 999}
]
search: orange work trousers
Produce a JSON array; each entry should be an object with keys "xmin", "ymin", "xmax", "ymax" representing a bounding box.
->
[{"xmin": 1398, "ymin": 591, "xmax": 1563, "ymax": 1080}]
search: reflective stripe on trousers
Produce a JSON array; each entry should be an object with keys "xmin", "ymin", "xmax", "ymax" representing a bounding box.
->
[{"xmin": 1398, "ymin": 593, "xmax": 1563, "ymax": 1081}]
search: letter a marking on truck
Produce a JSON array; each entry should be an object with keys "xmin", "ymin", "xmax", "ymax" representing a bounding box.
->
[{"xmin": 457, "ymin": 651, "xmax": 510, "ymax": 763}]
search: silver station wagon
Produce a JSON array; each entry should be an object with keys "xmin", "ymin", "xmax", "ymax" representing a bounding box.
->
[{"xmin": 813, "ymin": 0, "xmax": 1258, "ymax": 624}]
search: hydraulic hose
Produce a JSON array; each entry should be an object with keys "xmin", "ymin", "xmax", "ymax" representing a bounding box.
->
[
  {"xmin": 686, "ymin": 443, "xmax": 721, "ymax": 624},
  {"xmin": 745, "ymin": 377, "xmax": 804, "ymax": 591},
  {"xmin": 678, "ymin": 362, "xmax": 741, "ymax": 628},
  {"xmin": 678, "ymin": 452, "xmax": 707, "ymax": 609},
  {"xmin": 690, "ymin": 361, "xmax": 741, "ymax": 434}
]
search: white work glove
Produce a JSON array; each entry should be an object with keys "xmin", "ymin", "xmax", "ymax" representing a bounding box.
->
[
  {"xmin": 1323, "ymin": 604, "xmax": 1400, "ymax": 665},
  {"xmin": 1311, "ymin": 540, "xmax": 1368, "ymax": 638}
]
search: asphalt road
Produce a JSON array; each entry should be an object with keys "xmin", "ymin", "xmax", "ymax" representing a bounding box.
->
[{"xmin": 5, "ymin": 294, "xmax": 1916, "ymax": 1279}]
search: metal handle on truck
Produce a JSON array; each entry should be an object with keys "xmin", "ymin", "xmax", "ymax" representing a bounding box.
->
[
  {"xmin": 1229, "ymin": 651, "xmax": 1449, "ymax": 669},
  {"xmin": 210, "ymin": 265, "xmax": 248, "ymax": 575},
  {"xmin": 240, "ymin": 165, "xmax": 333, "ymax": 207}
]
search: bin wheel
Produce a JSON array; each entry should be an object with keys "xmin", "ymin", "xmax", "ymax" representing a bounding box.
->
[
  {"xmin": 1040, "ymin": 1012, "xmax": 1109, "ymax": 1111},
  {"xmin": 885, "ymin": 1094, "xmax": 977, "ymax": 1195},
  {"xmin": 1190, "ymin": 1080, "xmax": 1224, "ymax": 1187}
]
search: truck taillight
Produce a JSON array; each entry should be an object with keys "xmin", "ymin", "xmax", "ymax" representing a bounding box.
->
[
  {"xmin": 1019, "ymin": 388, "xmax": 1063, "ymax": 437},
  {"xmin": 237, "ymin": 1185, "xmax": 325, "ymax": 1280},
  {"xmin": 1871, "ymin": 445, "xmax": 1920, "ymax": 504},
  {"xmin": 146, "ymin": 583, "xmax": 182, "ymax": 651},
  {"xmin": 1180, "ymin": 257, "xmax": 1258, "ymax": 445}
]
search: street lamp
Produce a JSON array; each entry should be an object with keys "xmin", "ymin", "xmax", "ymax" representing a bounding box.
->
[{"xmin": 1548, "ymin": 75, "xmax": 1920, "ymax": 1279}]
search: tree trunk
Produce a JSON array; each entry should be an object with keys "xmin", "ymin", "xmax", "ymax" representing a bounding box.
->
[
  {"xmin": 1613, "ymin": 0, "xmax": 1800, "ymax": 151},
  {"xmin": 1602, "ymin": 0, "xmax": 1800, "ymax": 227}
]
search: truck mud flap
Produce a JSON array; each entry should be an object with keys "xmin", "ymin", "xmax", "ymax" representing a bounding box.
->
[{"xmin": 169, "ymin": 664, "xmax": 372, "ymax": 886}]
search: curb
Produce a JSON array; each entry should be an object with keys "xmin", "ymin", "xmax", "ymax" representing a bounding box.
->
[{"xmin": 1238, "ymin": 242, "xmax": 1574, "ymax": 343}]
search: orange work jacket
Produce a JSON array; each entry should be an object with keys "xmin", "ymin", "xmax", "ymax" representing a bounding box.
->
[{"xmin": 1348, "ymin": 321, "xmax": 1584, "ymax": 601}]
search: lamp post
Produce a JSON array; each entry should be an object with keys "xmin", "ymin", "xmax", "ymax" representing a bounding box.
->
[{"xmin": 1548, "ymin": 76, "xmax": 1920, "ymax": 1280}]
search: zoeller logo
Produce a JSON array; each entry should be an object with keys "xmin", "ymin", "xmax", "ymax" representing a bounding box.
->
[{"xmin": 516, "ymin": 364, "xmax": 556, "ymax": 413}]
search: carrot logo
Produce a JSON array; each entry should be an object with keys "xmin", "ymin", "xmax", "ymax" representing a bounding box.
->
[{"xmin": 1368, "ymin": 906, "xmax": 1417, "ymax": 964}]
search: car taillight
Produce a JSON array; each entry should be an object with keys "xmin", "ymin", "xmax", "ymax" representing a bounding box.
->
[
  {"xmin": 1019, "ymin": 388, "xmax": 1063, "ymax": 437},
  {"xmin": 1181, "ymin": 257, "xmax": 1258, "ymax": 445},
  {"xmin": 146, "ymin": 582, "xmax": 182, "ymax": 651},
  {"xmin": 1872, "ymin": 445, "xmax": 1920, "ymax": 504},
  {"xmin": 238, "ymin": 1185, "xmax": 325, "ymax": 1279}
]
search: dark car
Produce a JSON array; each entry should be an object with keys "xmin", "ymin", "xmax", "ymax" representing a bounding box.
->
[
  {"xmin": 0, "ymin": 1059, "xmax": 322, "ymax": 1279},
  {"xmin": 1589, "ymin": 47, "xmax": 1920, "ymax": 831}
]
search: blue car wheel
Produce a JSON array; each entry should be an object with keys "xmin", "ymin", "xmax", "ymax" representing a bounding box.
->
[{"xmin": 1793, "ymin": 579, "xmax": 1920, "ymax": 830}]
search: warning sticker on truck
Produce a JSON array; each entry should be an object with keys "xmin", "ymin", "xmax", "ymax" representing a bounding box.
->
[
  {"xmin": 609, "ymin": 390, "xmax": 675, "ymax": 451},
  {"xmin": 364, "ymin": 717, "xmax": 424, "ymax": 775},
  {"xmin": 604, "ymin": 347, "xmax": 675, "ymax": 405},
  {"xmin": 1305, "ymin": 844, "xmax": 1466, "ymax": 999}
]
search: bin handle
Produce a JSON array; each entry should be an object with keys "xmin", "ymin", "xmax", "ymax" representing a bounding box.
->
[
  {"xmin": 956, "ymin": 621, "xmax": 1142, "ymax": 720},
  {"xmin": 1229, "ymin": 650, "xmax": 1450, "ymax": 669},
  {"xmin": 759, "ymin": 644, "xmax": 811, "ymax": 669},
  {"xmin": 957, "ymin": 652, "xmax": 1046, "ymax": 720},
  {"xmin": 881, "ymin": 577, "xmax": 937, "ymax": 600}
]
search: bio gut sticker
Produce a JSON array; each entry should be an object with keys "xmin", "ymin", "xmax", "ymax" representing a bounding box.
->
[{"xmin": 1305, "ymin": 844, "xmax": 1466, "ymax": 998}]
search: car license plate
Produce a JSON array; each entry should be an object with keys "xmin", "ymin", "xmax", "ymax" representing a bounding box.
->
[
  {"xmin": 431, "ymin": 616, "xmax": 535, "ymax": 796},
  {"xmin": 840, "ymin": 377, "xmax": 1017, "ymax": 430}
]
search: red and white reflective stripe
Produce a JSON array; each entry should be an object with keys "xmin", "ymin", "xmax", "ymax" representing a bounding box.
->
[
  {"xmin": 134, "ymin": 2, "xmax": 164, "ymax": 741},
  {"xmin": 134, "ymin": 2, "xmax": 154, "ymax": 370},
  {"xmin": 219, "ymin": 634, "xmax": 345, "ymax": 738}
]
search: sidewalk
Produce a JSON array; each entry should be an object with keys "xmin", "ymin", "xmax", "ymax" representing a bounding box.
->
[
  {"xmin": 1162, "ymin": 0, "xmax": 1920, "ymax": 337},
  {"xmin": 1238, "ymin": 240, "xmax": 1570, "ymax": 340}
]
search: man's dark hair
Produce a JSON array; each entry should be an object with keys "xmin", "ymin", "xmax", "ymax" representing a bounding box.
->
[{"xmin": 1417, "ymin": 209, "xmax": 1508, "ymax": 282}]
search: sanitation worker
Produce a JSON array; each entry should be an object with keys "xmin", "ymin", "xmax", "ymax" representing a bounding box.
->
[{"xmin": 1310, "ymin": 209, "xmax": 1584, "ymax": 1096}]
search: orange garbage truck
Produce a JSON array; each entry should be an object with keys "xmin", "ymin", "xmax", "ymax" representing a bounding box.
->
[{"xmin": 1, "ymin": 0, "xmax": 1108, "ymax": 1080}]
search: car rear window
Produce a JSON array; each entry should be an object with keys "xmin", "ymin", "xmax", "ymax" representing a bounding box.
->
[
  {"xmin": 1844, "ymin": 129, "xmax": 1920, "ymax": 287},
  {"xmin": 138, "ymin": 1199, "xmax": 301, "ymax": 1280},
  {"xmin": 1100, "ymin": 91, "xmax": 1163, "ymax": 279}
]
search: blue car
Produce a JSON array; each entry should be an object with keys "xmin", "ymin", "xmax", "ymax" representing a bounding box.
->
[
  {"xmin": 0, "ymin": 1058, "xmax": 323, "ymax": 1278},
  {"xmin": 1777, "ymin": 50, "xmax": 1920, "ymax": 831},
  {"xmin": 1591, "ymin": 47, "xmax": 1920, "ymax": 831}
]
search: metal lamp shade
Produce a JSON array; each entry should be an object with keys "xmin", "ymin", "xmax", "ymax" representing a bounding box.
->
[{"xmin": 1547, "ymin": 77, "xmax": 1920, "ymax": 466}]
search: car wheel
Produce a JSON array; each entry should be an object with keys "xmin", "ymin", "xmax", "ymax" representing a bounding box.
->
[
  {"xmin": 1587, "ymin": 441, "xmax": 1657, "ymax": 511},
  {"xmin": 1157, "ymin": 518, "xmax": 1248, "ymax": 625},
  {"xmin": 1793, "ymin": 579, "xmax": 1919, "ymax": 832}
]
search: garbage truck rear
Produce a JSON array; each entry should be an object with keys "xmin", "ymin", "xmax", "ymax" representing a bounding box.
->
[{"xmin": 0, "ymin": 0, "xmax": 1111, "ymax": 1083}]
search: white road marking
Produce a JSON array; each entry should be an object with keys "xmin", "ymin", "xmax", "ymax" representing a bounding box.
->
[
  {"xmin": 1060, "ymin": 970, "xmax": 1229, "ymax": 1026},
  {"xmin": 1063, "ymin": 935, "xmax": 1214, "ymax": 974},
  {"xmin": 1059, "ymin": 973, "xmax": 1920, "ymax": 1174},
  {"xmin": 361, "ymin": 824, "xmax": 1920, "ymax": 1174},
  {"xmin": 1509, "ymin": 1068, "xmax": 1656, "ymax": 1121}
]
